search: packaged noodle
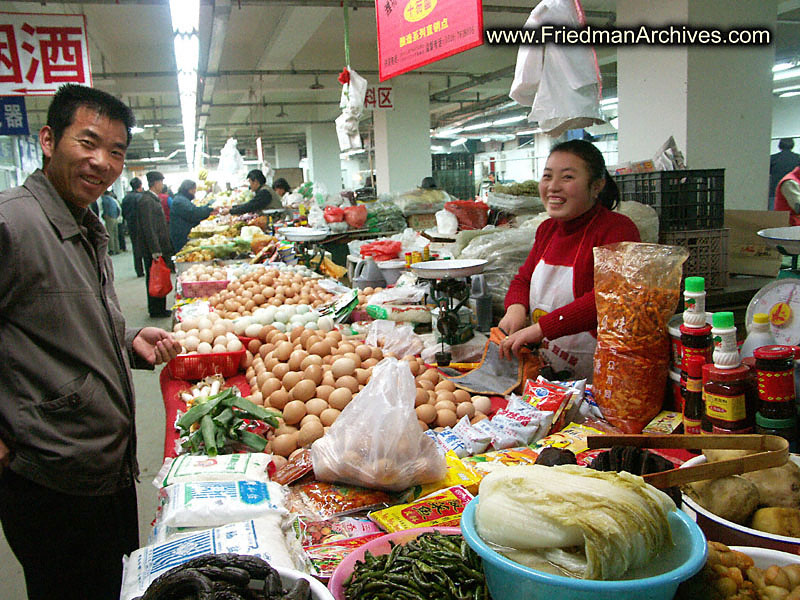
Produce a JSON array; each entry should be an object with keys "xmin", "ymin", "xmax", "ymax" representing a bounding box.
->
[
  {"xmin": 462, "ymin": 446, "xmax": 540, "ymax": 474},
  {"xmin": 304, "ymin": 533, "xmax": 385, "ymax": 578},
  {"xmin": 369, "ymin": 486, "xmax": 474, "ymax": 532},
  {"xmin": 292, "ymin": 516, "xmax": 382, "ymax": 547},
  {"xmin": 592, "ymin": 242, "xmax": 687, "ymax": 433},
  {"xmin": 403, "ymin": 451, "xmax": 483, "ymax": 501}
]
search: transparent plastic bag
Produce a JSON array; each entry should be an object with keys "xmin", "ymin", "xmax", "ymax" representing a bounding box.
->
[
  {"xmin": 365, "ymin": 320, "xmax": 424, "ymax": 357},
  {"xmin": 311, "ymin": 358, "xmax": 446, "ymax": 491},
  {"xmin": 592, "ymin": 242, "xmax": 688, "ymax": 433}
]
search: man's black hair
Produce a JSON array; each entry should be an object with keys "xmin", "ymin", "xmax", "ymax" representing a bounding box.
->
[
  {"xmin": 247, "ymin": 169, "xmax": 266, "ymax": 186},
  {"xmin": 130, "ymin": 177, "xmax": 142, "ymax": 190},
  {"xmin": 47, "ymin": 83, "xmax": 135, "ymax": 147},
  {"xmin": 273, "ymin": 177, "xmax": 290, "ymax": 192},
  {"xmin": 146, "ymin": 171, "xmax": 164, "ymax": 187}
]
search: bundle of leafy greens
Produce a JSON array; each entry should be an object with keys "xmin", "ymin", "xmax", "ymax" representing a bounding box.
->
[{"xmin": 475, "ymin": 464, "xmax": 675, "ymax": 580}]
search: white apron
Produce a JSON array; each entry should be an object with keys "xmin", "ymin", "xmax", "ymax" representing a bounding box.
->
[{"xmin": 529, "ymin": 219, "xmax": 598, "ymax": 381}]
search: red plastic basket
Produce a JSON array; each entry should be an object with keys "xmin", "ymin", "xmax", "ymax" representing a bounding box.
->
[
  {"xmin": 167, "ymin": 349, "xmax": 245, "ymax": 380},
  {"xmin": 179, "ymin": 279, "xmax": 230, "ymax": 298}
]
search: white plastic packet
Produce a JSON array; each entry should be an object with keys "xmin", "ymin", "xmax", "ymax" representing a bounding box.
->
[
  {"xmin": 154, "ymin": 453, "xmax": 272, "ymax": 488},
  {"xmin": 158, "ymin": 480, "xmax": 287, "ymax": 528},
  {"xmin": 120, "ymin": 515, "xmax": 294, "ymax": 600},
  {"xmin": 435, "ymin": 208, "xmax": 458, "ymax": 235}
]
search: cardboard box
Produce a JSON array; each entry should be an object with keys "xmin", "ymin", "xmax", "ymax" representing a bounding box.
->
[{"xmin": 724, "ymin": 209, "xmax": 789, "ymax": 276}]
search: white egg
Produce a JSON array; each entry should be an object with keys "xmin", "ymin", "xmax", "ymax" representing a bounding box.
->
[
  {"xmin": 222, "ymin": 319, "xmax": 235, "ymax": 332},
  {"xmin": 174, "ymin": 330, "xmax": 186, "ymax": 340},
  {"xmin": 303, "ymin": 312, "xmax": 318, "ymax": 324},
  {"xmin": 212, "ymin": 343, "xmax": 228, "ymax": 353},
  {"xmin": 244, "ymin": 323, "xmax": 263, "ymax": 338},
  {"xmin": 182, "ymin": 317, "xmax": 199, "ymax": 330},
  {"xmin": 207, "ymin": 312, "xmax": 220, "ymax": 322},
  {"xmin": 183, "ymin": 335, "xmax": 200, "ymax": 352},
  {"xmin": 275, "ymin": 309, "xmax": 290, "ymax": 324},
  {"xmin": 317, "ymin": 316, "xmax": 334, "ymax": 332},
  {"xmin": 213, "ymin": 335, "xmax": 228, "ymax": 347},
  {"xmin": 211, "ymin": 323, "xmax": 227, "ymax": 338},
  {"xmin": 264, "ymin": 306, "xmax": 277, "ymax": 321},
  {"xmin": 198, "ymin": 329, "xmax": 214, "ymax": 344},
  {"xmin": 285, "ymin": 305, "xmax": 298, "ymax": 317},
  {"xmin": 227, "ymin": 338, "xmax": 243, "ymax": 352},
  {"xmin": 233, "ymin": 318, "xmax": 250, "ymax": 335},
  {"xmin": 272, "ymin": 321, "xmax": 286, "ymax": 332},
  {"xmin": 296, "ymin": 305, "xmax": 310, "ymax": 314},
  {"xmin": 304, "ymin": 322, "xmax": 318, "ymax": 330},
  {"xmin": 226, "ymin": 331, "xmax": 238, "ymax": 341},
  {"xmin": 197, "ymin": 317, "xmax": 213, "ymax": 330},
  {"xmin": 197, "ymin": 341, "xmax": 213, "ymax": 354}
]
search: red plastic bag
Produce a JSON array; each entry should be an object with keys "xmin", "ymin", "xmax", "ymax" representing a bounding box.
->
[
  {"xmin": 445, "ymin": 200, "xmax": 489, "ymax": 230},
  {"xmin": 148, "ymin": 257, "xmax": 173, "ymax": 298},
  {"xmin": 324, "ymin": 206, "xmax": 345, "ymax": 223},
  {"xmin": 344, "ymin": 204, "xmax": 367, "ymax": 228},
  {"xmin": 360, "ymin": 240, "xmax": 402, "ymax": 261}
]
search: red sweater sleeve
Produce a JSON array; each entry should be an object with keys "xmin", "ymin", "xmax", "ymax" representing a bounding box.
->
[{"xmin": 536, "ymin": 208, "xmax": 641, "ymax": 340}]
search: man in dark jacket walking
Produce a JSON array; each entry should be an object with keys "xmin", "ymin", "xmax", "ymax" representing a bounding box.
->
[
  {"xmin": 122, "ymin": 177, "xmax": 145, "ymax": 276},
  {"xmin": 136, "ymin": 171, "xmax": 174, "ymax": 318}
]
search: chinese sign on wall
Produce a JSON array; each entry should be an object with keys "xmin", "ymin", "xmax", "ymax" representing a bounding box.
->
[
  {"xmin": 375, "ymin": 0, "xmax": 483, "ymax": 81},
  {"xmin": 0, "ymin": 96, "xmax": 28, "ymax": 135},
  {"xmin": 363, "ymin": 86, "xmax": 394, "ymax": 111},
  {"xmin": 0, "ymin": 12, "xmax": 92, "ymax": 96}
]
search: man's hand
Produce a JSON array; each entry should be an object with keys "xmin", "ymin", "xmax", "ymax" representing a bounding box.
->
[
  {"xmin": 0, "ymin": 437, "xmax": 10, "ymax": 476},
  {"xmin": 133, "ymin": 327, "xmax": 182, "ymax": 366}
]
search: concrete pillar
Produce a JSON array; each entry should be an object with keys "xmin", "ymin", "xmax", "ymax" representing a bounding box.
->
[
  {"xmin": 373, "ymin": 79, "xmax": 431, "ymax": 195},
  {"xmin": 275, "ymin": 143, "xmax": 300, "ymax": 168},
  {"xmin": 305, "ymin": 123, "xmax": 343, "ymax": 196},
  {"xmin": 617, "ymin": 0, "xmax": 776, "ymax": 209}
]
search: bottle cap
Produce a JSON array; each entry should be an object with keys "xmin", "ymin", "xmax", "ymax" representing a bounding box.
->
[
  {"xmin": 755, "ymin": 412, "xmax": 797, "ymax": 429},
  {"xmin": 680, "ymin": 323, "xmax": 712, "ymax": 336},
  {"xmin": 712, "ymin": 311, "xmax": 734, "ymax": 329},
  {"xmin": 686, "ymin": 355, "xmax": 705, "ymax": 378},
  {"xmin": 753, "ymin": 313, "xmax": 769, "ymax": 325},
  {"xmin": 703, "ymin": 363, "xmax": 750, "ymax": 381},
  {"xmin": 684, "ymin": 277, "xmax": 705, "ymax": 293},
  {"xmin": 753, "ymin": 345, "xmax": 795, "ymax": 361}
]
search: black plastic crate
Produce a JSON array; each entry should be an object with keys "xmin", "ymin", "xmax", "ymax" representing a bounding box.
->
[
  {"xmin": 432, "ymin": 152, "xmax": 473, "ymax": 171},
  {"xmin": 434, "ymin": 169, "xmax": 475, "ymax": 200},
  {"xmin": 617, "ymin": 169, "xmax": 724, "ymax": 232}
]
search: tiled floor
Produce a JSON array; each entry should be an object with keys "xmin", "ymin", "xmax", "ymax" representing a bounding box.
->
[{"xmin": 0, "ymin": 242, "xmax": 175, "ymax": 599}]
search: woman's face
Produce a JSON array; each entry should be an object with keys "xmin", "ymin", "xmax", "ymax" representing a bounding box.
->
[{"xmin": 540, "ymin": 151, "xmax": 605, "ymax": 221}]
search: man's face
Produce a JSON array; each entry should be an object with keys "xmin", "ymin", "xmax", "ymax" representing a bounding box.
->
[
  {"xmin": 275, "ymin": 187, "xmax": 286, "ymax": 197},
  {"xmin": 39, "ymin": 105, "xmax": 127, "ymax": 209},
  {"xmin": 248, "ymin": 178, "xmax": 260, "ymax": 192},
  {"xmin": 152, "ymin": 179, "xmax": 164, "ymax": 194}
]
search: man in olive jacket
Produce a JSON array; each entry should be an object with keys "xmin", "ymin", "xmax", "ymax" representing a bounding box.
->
[
  {"xmin": 0, "ymin": 84, "xmax": 181, "ymax": 600},
  {"xmin": 135, "ymin": 170, "xmax": 175, "ymax": 318}
]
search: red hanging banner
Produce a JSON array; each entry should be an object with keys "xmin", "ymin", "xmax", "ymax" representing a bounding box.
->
[{"xmin": 375, "ymin": 0, "xmax": 483, "ymax": 82}]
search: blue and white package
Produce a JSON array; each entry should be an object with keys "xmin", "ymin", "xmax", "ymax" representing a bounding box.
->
[
  {"xmin": 436, "ymin": 427, "xmax": 470, "ymax": 458},
  {"xmin": 159, "ymin": 480, "xmax": 287, "ymax": 528}
]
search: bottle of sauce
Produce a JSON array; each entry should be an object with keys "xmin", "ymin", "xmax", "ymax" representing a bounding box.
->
[
  {"xmin": 679, "ymin": 277, "xmax": 712, "ymax": 407},
  {"xmin": 711, "ymin": 311, "xmax": 740, "ymax": 369},
  {"xmin": 702, "ymin": 363, "xmax": 757, "ymax": 434},
  {"xmin": 754, "ymin": 345, "xmax": 796, "ymax": 420},
  {"xmin": 682, "ymin": 276, "xmax": 707, "ymax": 328},
  {"xmin": 740, "ymin": 313, "xmax": 777, "ymax": 360},
  {"xmin": 682, "ymin": 355, "xmax": 705, "ymax": 435}
]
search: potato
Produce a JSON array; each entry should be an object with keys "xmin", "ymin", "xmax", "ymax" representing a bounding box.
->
[
  {"xmin": 751, "ymin": 507, "xmax": 800, "ymax": 538},
  {"xmin": 742, "ymin": 461, "xmax": 800, "ymax": 509},
  {"xmin": 684, "ymin": 475, "xmax": 760, "ymax": 525}
]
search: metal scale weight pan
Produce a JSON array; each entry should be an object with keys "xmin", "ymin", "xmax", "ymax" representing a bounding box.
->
[{"xmin": 750, "ymin": 227, "xmax": 800, "ymax": 345}]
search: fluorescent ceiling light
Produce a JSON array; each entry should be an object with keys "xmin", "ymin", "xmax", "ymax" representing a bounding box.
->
[
  {"xmin": 431, "ymin": 145, "xmax": 446, "ymax": 153},
  {"xmin": 774, "ymin": 84, "xmax": 800, "ymax": 94},
  {"xmin": 450, "ymin": 137, "xmax": 467, "ymax": 146},
  {"xmin": 516, "ymin": 129, "xmax": 541, "ymax": 136},
  {"xmin": 462, "ymin": 122, "xmax": 491, "ymax": 131},
  {"xmin": 169, "ymin": 0, "xmax": 200, "ymax": 168},
  {"xmin": 131, "ymin": 126, "xmax": 144, "ymax": 135},
  {"xmin": 170, "ymin": 0, "xmax": 199, "ymax": 33},
  {"xmin": 779, "ymin": 91, "xmax": 800, "ymax": 98},
  {"xmin": 774, "ymin": 62, "xmax": 794, "ymax": 73},
  {"xmin": 600, "ymin": 96, "xmax": 618, "ymax": 106},
  {"xmin": 774, "ymin": 67, "xmax": 800, "ymax": 82},
  {"xmin": 493, "ymin": 115, "xmax": 527, "ymax": 126},
  {"xmin": 436, "ymin": 127, "xmax": 464, "ymax": 137},
  {"xmin": 480, "ymin": 137, "xmax": 492, "ymax": 142}
]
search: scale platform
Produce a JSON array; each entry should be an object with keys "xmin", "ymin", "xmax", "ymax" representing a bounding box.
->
[
  {"xmin": 410, "ymin": 258, "xmax": 487, "ymax": 279},
  {"xmin": 277, "ymin": 226, "xmax": 329, "ymax": 242}
]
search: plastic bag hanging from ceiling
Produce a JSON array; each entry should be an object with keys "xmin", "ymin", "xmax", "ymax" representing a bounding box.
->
[
  {"xmin": 335, "ymin": 67, "xmax": 368, "ymax": 151},
  {"xmin": 509, "ymin": 0, "xmax": 604, "ymax": 137},
  {"xmin": 217, "ymin": 138, "xmax": 245, "ymax": 187}
]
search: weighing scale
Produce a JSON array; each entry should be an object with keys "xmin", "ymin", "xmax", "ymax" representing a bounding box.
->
[
  {"xmin": 410, "ymin": 259, "xmax": 488, "ymax": 366},
  {"xmin": 747, "ymin": 227, "xmax": 800, "ymax": 345},
  {"xmin": 278, "ymin": 226, "xmax": 329, "ymax": 272}
]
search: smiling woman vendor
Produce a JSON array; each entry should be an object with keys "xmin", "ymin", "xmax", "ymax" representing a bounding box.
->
[{"xmin": 498, "ymin": 140, "xmax": 640, "ymax": 380}]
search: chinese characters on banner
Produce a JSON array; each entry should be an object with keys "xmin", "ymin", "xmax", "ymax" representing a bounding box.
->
[
  {"xmin": 0, "ymin": 96, "xmax": 29, "ymax": 135},
  {"xmin": 0, "ymin": 12, "xmax": 92, "ymax": 96},
  {"xmin": 363, "ymin": 85, "xmax": 394, "ymax": 111},
  {"xmin": 375, "ymin": 0, "xmax": 483, "ymax": 81}
]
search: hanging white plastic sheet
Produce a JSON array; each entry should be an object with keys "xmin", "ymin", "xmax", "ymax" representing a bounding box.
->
[
  {"xmin": 509, "ymin": 0, "xmax": 604, "ymax": 137},
  {"xmin": 336, "ymin": 67, "xmax": 368, "ymax": 151}
]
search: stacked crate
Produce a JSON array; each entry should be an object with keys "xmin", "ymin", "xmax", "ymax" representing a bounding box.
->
[
  {"xmin": 616, "ymin": 169, "xmax": 728, "ymax": 289},
  {"xmin": 432, "ymin": 153, "xmax": 475, "ymax": 201}
]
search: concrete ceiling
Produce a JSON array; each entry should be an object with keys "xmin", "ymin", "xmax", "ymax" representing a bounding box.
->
[{"xmin": 7, "ymin": 0, "xmax": 800, "ymax": 168}]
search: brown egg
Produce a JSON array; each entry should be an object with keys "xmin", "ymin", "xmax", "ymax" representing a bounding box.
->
[
  {"xmin": 272, "ymin": 362, "xmax": 291, "ymax": 381},
  {"xmin": 453, "ymin": 389, "xmax": 471, "ymax": 404},
  {"xmin": 282, "ymin": 371, "xmax": 304, "ymax": 391},
  {"xmin": 370, "ymin": 346, "xmax": 383, "ymax": 360},
  {"xmin": 355, "ymin": 345, "xmax": 372, "ymax": 361},
  {"xmin": 300, "ymin": 413, "xmax": 321, "ymax": 428},
  {"xmin": 435, "ymin": 400, "xmax": 456, "ymax": 413},
  {"xmin": 327, "ymin": 387, "xmax": 352, "ymax": 410},
  {"xmin": 436, "ymin": 409, "xmax": 458, "ymax": 428},
  {"xmin": 319, "ymin": 408, "xmax": 341, "ymax": 427},
  {"xmin": 304, "ymin": 335, "xmax": 322, "ymax": 351},
  {"xmin": 321, "ymin": 371, "xmax": 336, "ymax": 387},
  {"xmin": 287, "ymin": 349, "xmax": 308, "ymax": 371},
  {"xmin": 291, "ymin": 379, "xmax": 317, "ymax": 402},
  {"xmin": 274, "ymin": 341, "xmax": 293, "ymax": 362},
  {"xmin": 436, "ymin": 390, "xmax": 456, "ymax": 405},
  {"xmin": 248, "ymin": 339, "xmax": 262, "ymax": 354},
  {"xmin": 322, "ymin": 355, "xmax": 334, "ymax": 366},
  {"xmin": 416, "ymin": 404, "xmax": 437, "ymax": 424},
  {"xmin": 315, "ymin": 385, "xmax": 335, "ymax": 401},
  {"xmin": 327, "ymin": 330, "xmax": 343, "ymax": 344},
  {"xmin": 272, "ymin": 332, "xmax": 288, "ymax": 344},
  {"xmin": 471, "ymin": 412, "xmax": 489, "ymax": 424},
  {"xmin": 427, "ymin": 390, "xmax": 437, "ymax": 403},
  {"xmin": 272, "ymin": 433, "xmax": 297, "ymax": 457},
  {"xmin": 303, "ymin": 364, "xmax": 324, "ymax": 386},
  {"xmin": 282, "ymin": 400, "xmax": 307, "ymax": 425},
  {"xmin": 248, "ymin": 391, "xmax": 263, "ymax": 406},
  {"xmin": 246, "ymin": 366, "xmax": 256, "ymax": 380},
  {"xmin": 456, "ymin": 402, "xmax": 475, "ymax": 419},
  {"xmin": 300, "ymin": 354, "xmax": 323, "ymax": 370},
  {"xmin": 297, "ymin": 421, "xmax": 325, "ymax": 447},
  {"xmin": 417, "ymin": 379, "xmax": 434, "ymax": 391},
  {"xmin": 269, "ymin": 388, "xmax": 290, "ymax": 410},
  {"xmin": 304, "ymin": 397, "xmax": 329, "ymax": 416},
  {"xmin": 289, "ymin": 325, "xmax": 305, "ymax": 343},
  {"xmin": 435, "ymin": 379, "xmax": 456, "ymax": 393},
  {"xmin": 414, "ymin": 388, "xmax": 429, "ymax": 407},
  {"xmin": 418, "ymin": 419, "xmax": 429, "ymax": 431},
  {"xmin": 331, "ymin": 357, "xmax": 356, "ymax": 379},
  {"xmin": 335, "ymin": 375, "xmax": 359, "ymax": 394},
  {"xmin": 265, "ymin": 357, "xmax": 279, "ymax": 372},
  {"xmin": 309, "ymin": 340, "xmax": 331, "ymax": 357},
  {"xmin": 472, "ymin": 395, "xmax": 492, "ymax": 414},
  {"xmin": 419, "ymin": 368, "xmax": 440, "ymax": 384},
  {"xmin": 274, "ymin": 423, "xmax": 297, "ymax": 436},
  {"xmin": 256, "ymin": 371, "xmax": 270, "ymax": 390},
  {"xmin": 260, "ymin": 377, "xmax": 282, "ymax": 398},
  {"xmin": 354, "ymin": 368, "xmax": 370, "ymax": 385},
  {"xmin": 335, "ymin": 342, "xmax": 353, "ymax": 354}
]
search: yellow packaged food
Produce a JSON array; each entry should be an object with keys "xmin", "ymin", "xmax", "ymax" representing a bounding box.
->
[
  {"xmin": 368, "ymin": 486, "xmax": 473, "ymax": 533},
  {"xmin": 403, "ymin": 452, "xmax": 483, "ymax": 501},
  {"xmin": 532, "ymin": 422, "xmax": 606, "ymax": 457},
  {"xmin": 462, "ymin": 446, "xmax": 539, "ymax": 474}
]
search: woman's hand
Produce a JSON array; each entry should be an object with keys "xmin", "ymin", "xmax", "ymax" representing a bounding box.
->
[
  {"xmin": 499, "ymin": 322, "xmax": 544, "ymax": 360},
  {"xmin": 498, "ymin": 303, "xmax": 528, "ymax": 335},
  {"xmin": 133, "ymin": 327, "xmax": 182, "ymax": 366}
]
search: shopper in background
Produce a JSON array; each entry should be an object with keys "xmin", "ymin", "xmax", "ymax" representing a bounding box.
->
[
  {"xmin": 136, "ymin": 170, "xmax": 174, "ymax": 318},
  {"xmin": 774, "ymin": 165, "xmax": 800, "ymax": 226},
  {"xmin": 498, "ymin": 139, "xmax": 641, "ymax": 380},
  {"xmin": 769, "ymin": 138, "xmax": 800, "ymax": 210},
  {"xmin": 101, "ymin": 188, "xmax": 121, "ymax": 254},
  {"xmin": 169, "ymin": 179, "xmax": 214, "ymax": 254},
  {"xmin": 122, "ymin": 176, "xmax": 145, "ymax": 277},
  {"xmin": 272, "ymin": 177, "xmax": 291, "ymax": 203},
  {"xmin": 419, "ymin": 176, "xmax": 438, "ymax": 189},
  {"xmin": 159, "ymin": 184, "xmax": 173, "ymax": 223},
  {"xmin": 0, "ymin": 83, "xmax": 181, "ymax": 600},
  {"xmin": 226, "ymin": 168, "xmax": 281, "ymax": 214}
]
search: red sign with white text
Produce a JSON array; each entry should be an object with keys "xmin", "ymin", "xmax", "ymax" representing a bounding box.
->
[
  {"xmin": 0, "ymin": 12, "xmax": 92, "ymax": 96},
  {"xmin": 375, "ymin": 0, "xmax": 483, "ymax": 81}
]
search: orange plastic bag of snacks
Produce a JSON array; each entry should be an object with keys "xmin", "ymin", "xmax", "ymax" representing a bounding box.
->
[{"xmin": 592, "ymin": 242, "xmax": 688, "ymax": 433}]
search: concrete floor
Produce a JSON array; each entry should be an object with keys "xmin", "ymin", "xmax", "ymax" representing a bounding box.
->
[{"xmin": 0, "ymin": 242, "xmax": 175, "ymax": 599}]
